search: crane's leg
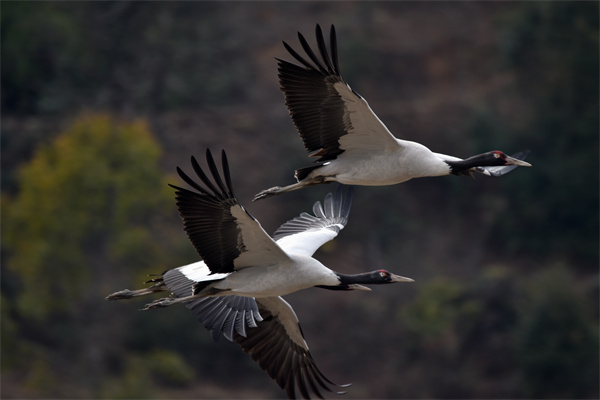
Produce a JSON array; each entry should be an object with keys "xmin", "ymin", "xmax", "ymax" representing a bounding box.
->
[
  {"xmin": 253, "ymin": 176, "xmax": 332, "ymax": 201},
  {"xmin": 253, "ymin": 181, "xmax": 309, "ymax": 201},
  {"xmin": 105, "ymin": 281, "xmax": 167, "ymax": 300},
  {"xmin": 142, "ymin": 294, "xmax": 198, "ymax": 310}
]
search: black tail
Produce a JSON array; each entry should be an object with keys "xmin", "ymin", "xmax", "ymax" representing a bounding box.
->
[{"xmin": 294, "ymin": 162, "xmax": 326, "ymax": 181}]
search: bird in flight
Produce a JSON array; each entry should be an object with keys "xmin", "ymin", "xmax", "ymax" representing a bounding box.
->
[
  {"xmin": 254, "ymin": 24, "xmax": 531, "ymax": 201},
  {"xmin": 107, "ymin": 149, "xmax": 413, "ymax": 399}
]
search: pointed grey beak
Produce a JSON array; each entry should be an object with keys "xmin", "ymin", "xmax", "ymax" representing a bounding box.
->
[
  {"xmin": 390, "ymin": 274, "xmax": 414, "ymax": 283},
  {"xmin": 347, "ymin": 284, "xmax": 372, "ymax": 291},
  {"xmin": 505, "ymin": 155, "xmax": 532, "ymax": 167}
]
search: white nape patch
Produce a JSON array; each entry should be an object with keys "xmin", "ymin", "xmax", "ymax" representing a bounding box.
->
[{"xmin": 177, "ymin": 261, "xmax": 229, "ymax": 283}]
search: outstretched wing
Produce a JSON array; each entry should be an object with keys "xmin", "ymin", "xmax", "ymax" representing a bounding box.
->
[
  {"xmin": 169, "ymin": 149, "xmax": 291, "ymax": 274},
  {"xmin": 234, "ymin": 296, "xmax": 349, "ymax": 399},
  {"xmin": 162, "ymin": 261, "xmax": 264, "ymax": 342},
  {"xmin": 274, "ymin": 185, "xmax": 353, "ymax": 257},
  {"xmin": 279, "ymin": 24, "xmax": 399, "ymax": 163}
]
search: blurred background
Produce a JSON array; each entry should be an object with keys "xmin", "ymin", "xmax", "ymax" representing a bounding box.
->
[{"xmin": 2, "ymin": 2, "xmax": 598, "ymax": 399}]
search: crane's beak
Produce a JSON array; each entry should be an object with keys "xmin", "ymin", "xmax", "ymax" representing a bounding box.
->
[
  {"xmin": 505, "ymin": 155, "xmax": 532, "ymax": 167},
  {"xmin": 390, "ymin": 274, "xmax": 414, "ymax": 283},
  {"xmin": 347, "ymin": 284, "xmax": 372, "ymax": 291}
]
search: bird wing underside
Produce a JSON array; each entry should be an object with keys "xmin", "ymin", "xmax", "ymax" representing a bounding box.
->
[
  {"xmin": 234, "ymin": 296, "xmax": 349, "ymax": 399},
  {"xmin": 273, "ymin": 186, "xmax": 353, "ymax": 257},
  {"xmin": 278, "ymin": 24, "xmax": 398, "ymax": 163},
  {"xmin": 163, "ymin": 265, "xmax": 263, "ymax": 342},
  {"xmin": 170, "ymin": 149, "xmax": 290, "ymax": 275},
  {"xmin": 186, "ymin": 295, "xmax": 263, "ymax": 342}
]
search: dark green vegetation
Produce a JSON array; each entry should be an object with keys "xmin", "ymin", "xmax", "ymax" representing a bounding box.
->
[{"xmin": 2, "ymin": 2, "xmax": 598, "ymax": 398}]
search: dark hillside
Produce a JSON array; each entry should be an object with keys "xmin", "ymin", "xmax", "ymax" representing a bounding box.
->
[{"xmin": 2, "ymin": 2, "xmax": 598, "ymax": 398}]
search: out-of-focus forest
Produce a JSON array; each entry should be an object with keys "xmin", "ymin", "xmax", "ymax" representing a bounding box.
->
[{"xmin": 2, "ymin": 2, "xmax": 598, "ymax": 399}]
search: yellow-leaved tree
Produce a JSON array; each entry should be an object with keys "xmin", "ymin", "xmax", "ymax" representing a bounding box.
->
[{"xmin": 2, "ymin": 113, "xmax": 195, "ymax": 397}]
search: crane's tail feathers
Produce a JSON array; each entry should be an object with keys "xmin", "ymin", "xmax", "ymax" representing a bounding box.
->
[
  {"xmin": 295, "ymin": 163, "xmax": 327, "ymax": 181},
  {"xmin": 105, "ymin": 281, "xmax": 167, "ymax": 300}
]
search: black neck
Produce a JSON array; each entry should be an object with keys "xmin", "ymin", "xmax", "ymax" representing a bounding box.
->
[
  {"xmin": 445, "ymin": 152, "xmax": 504, "ymax": 175},
  {"xmin": 316, "ymin": 271, "xmax": 385, "ymax": 291}
]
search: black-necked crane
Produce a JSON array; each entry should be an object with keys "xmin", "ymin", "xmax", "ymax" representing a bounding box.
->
[
  {"xmin": 106, "ymin": 149, "xmax": 413, "ymax": 399},
  {"xmin": 254, "ymin": 24, "xmax": 531, "ymax": 201}
]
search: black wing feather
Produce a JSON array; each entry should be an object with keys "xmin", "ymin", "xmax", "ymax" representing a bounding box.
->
[
  {"xmin": 175, "ymin": 166, "xmax": 207, "ymax": 194},
  {"xmin": 190, "ymin": 151, "xmax": 223, "ymax": 199},
  {"xmin": 278, "ymin": 24, "xmax": 352, "ymax": 163},
  {"xmin": 282, "ymin": 41, "xmax": 316, "ymax": 71},
  {"xmin": 220, "ymin": 150, "xmax": 236, "ymax": 199},
  {"xmin": 168, "ymin": 149, "xmax": 249, "ymax": 274},
  {"xmin": 329, "ymin": 25, "xmax": 341, "ymax": 75},
  {"xmin": 234, "ymin": 297, "xmax": 348, "ymax": 399},
  {"xmin": 205, "ymin": 149, "xmax": 231, "ymax": 198},
  {"xmin": 163, "ymin": 267, "xmax": 263, "ymax": 342},
  {"xmin": 315, "ymin": 24, "xmax": 335, "ymax": 74},
  {"xmin": 298, "ymin": 31, "xmax": 328, "ymax": 74}
]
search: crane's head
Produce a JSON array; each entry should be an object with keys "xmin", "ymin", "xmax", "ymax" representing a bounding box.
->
[
  {"xmin": 319, "ymin": 270, "xmax": 414, "ymax": 291},
  {"xmin": 448, "ymin": 150, "xmax": 532, "ymax": 175},
  {"xmin": 489, "ymin": 151, "xmax": 532, "ymax": 167}
]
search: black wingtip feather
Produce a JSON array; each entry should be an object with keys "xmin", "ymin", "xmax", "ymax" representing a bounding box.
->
[
  {"xmin": 283, "ymin": 40, "xmax": 317, "ymax": 72},
  {"xmin": 329, "ymin": 25, "xmax": 341, "ymax": 77},
  {"xmin": 205, "ymin": 149, "xmax": 229, "ymax": 199},
  {"xmin": 176, "ymin": 165, "xmax": 208, "ymax": 194},
  {"xmin": 168, "ymin": 149, "xmax": 247, "ymax": 273},
  {"xmin": 189, "ymin": 155, "xmax": 221, "ymax": 197},
  {"xmin": 220, "ymin": 149, "xmax": 235, "ymax": 199},
  {"xmin": 297, "ymin": 30, "xmax": 328, "ymax": 75},
  {"xmin": 315, "ymin": 24, "xmax": 335, "ymax": 74}
]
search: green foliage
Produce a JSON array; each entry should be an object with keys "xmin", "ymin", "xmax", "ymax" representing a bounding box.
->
[
  {"xmin": 1, "ymin": 113, "xmax": 189, "ymax": 398},
  {"xmin": 103, "ymin": 349, "xmax": 194, "ymax": 399},
  {"xmin": 399, "ymin": 265, "xmax": 597, "ymax": 398},
  {"xmin": 1, "ymin": 3, "xmax": 597, "ymax": 399},
  {"xmin": 0, "ymin": 293, "xmax": 18, "ymax": 369},
  {"xmin": 1, "ymin": 2, "xmax": 246, "ymax": 115},
  {"xmin": 1, "ymin": 2, "xmax": 90, "ymax": 113},
  {"xmin": 4, "ymin": 113, "xmax": 173, "ymax": 321},
  {"xmin": 494, "ymin": 2, "xmax": 599, "ymax": 263},
  {"xmin": 516, "ymin": 267, "xmax": 599, "ymax": 398},
  {"xmin": 403, "ymin": 277, "xmax": 482, "ymax": 340}
]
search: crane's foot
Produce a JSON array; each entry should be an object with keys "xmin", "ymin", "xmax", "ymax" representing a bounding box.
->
[
  {"xmin": 106, "ymin": 289, "xmax": 139, "ymax": 300},
  {"xmin": 253, "ymin": 186, "xmax": 282, "ymax": 201},
  {"xmin": 142, "ymin": 296, "xmax": 190, "ymax": 310},
  {"xmin": 105, "ymin": 282, "xmax": 166, "ymax": 301}
]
